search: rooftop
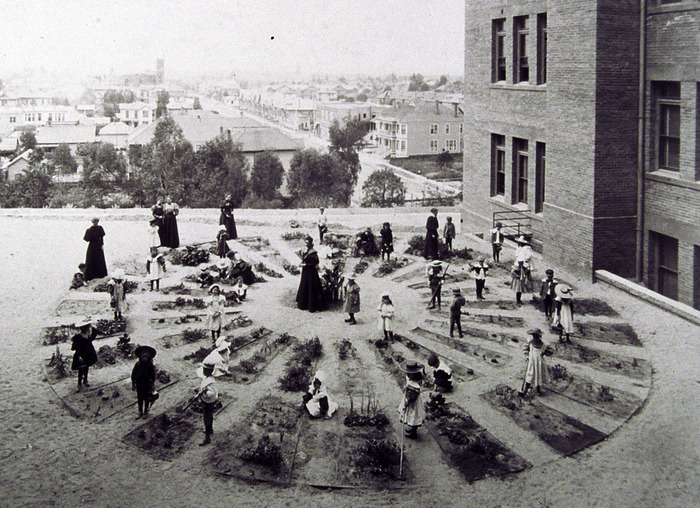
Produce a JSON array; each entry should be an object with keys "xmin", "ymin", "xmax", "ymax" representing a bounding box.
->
[
  {"xmin": 373, "ymin": 103, "xmax": 463, "ymax": 123},
  {"xmin": 35, "ymin": 124, "xmax": 97, "ymax": 146}
]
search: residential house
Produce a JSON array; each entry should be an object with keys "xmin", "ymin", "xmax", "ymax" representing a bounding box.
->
[
  {"xmin": 371, "ymin": 102, "xmax": 464, "ymax": 157},
  {"xmin": 98, "ymin": 122, "xmax": 131, "ymax": 149},
  {"xmin": 315, "ymin": 102, "xmax": 384, "ymax": 139},
  {"xmin": 3, "ymin": 150, "xmax": 32, "ymax": 181},
  {"xmin": 35, "ymin": 124, "xmax": 97, "ymax": 155},
  {"xmin": 117, "ymin": 102, "xmax": 155, "ymax": 128}
]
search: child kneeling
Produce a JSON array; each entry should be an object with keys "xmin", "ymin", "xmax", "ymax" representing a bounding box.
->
[{"xmin": 302, "ymin": 371, "xmax": 338, "ymax": 419}]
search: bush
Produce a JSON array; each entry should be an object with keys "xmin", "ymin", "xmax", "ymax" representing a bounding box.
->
[
  {"xmin": 48, "ymin": 346, "xmax": 69, "ymax": 378},
  {"xmin": 343, "ymin": 411, "xmax": 390, "ymax": 428},
  {"xmin": 170, "ymin": 246, "xmax": 210, "ymax": 267},
  {"xmin": 239, "ymin": 435, "xmax": 284, "ymax": 471},
  {"xmin": 550, "ymin": 364, "xmax": 571, "ymax": 381},
  {"xmin": 101, "ymin": 191, "xmax": 135, "ymax": 208},
  {"xmin": 183, "ymin": 346, "xmax": 212, "ymax": 362},
  {"xmin": 355, "ymin": 439, "xmax": 401, "ymax": 476},
  {"xmin": 405, "ymin": 235, "xmax": 425, "ymax": 256},
  {"xmin": 279, "ymin": 365, "xmax": 312, "ymax": 392},
  {"xmin": 182, "ymin": 328, "xmax": 208, "ymax": 343},
  {"xmin": 48, "ymin": 186, "xmax": 91, "ymax": 208},
  {"xmin": 281, "ymin": 231, "xmax": 309, "ymax": 241},
  {"xmin": 241, "ymin": 193, "xmax": 284, "ymax": 209}
]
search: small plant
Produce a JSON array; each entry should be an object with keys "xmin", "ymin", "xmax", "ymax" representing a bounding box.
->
[
  {"xmin": 97, "ymin": 345, "xmax": 117, "ymax": 365},
  {"xmin": 405, "ymin": 235, "xmax": 425, "ymax": 256},
  {"xmin": 116, "ymin": 334, "xmax": 136, "ymax": 359},
  {"xmin": 93, "ymin": 317, "xmax": 127, "ymax": 336},
  {"xmin": 182, "ymin": 328, "xmax": 208, "ymax": 343},
  {"xmin": 48, "ymin": 346, "xmax": 69, "ymax": 378},
  {"xmin": 279, "ymin": 365, "xmax": 312, "ymax": 392},
  {"xmin": 281, "ymin": 231, "xmax": 308, "ymax": 241},
  {"xmin": 239, "ymin": 435, "xmax": 284, "ymax": 472},
  {"xmin": 597, "ymin": 385, "xmax": 615, "ymax": 402},
  {"xmin": 183, "ymin": 346, "xmax": 212, "ymax": 362},
  {"xmin": 425, "ymin": 393, "xmax": 452, "ymax": 419},
  {"xmin": 174, "ymin": 297, "xmax": 206, "ymax": 309},
  {"xmin": 355, "ymin": 439, "xmax": 401, "ymax": 476},
  {"xmin": 93, "ymin": 280, "xmax": 139, "ymax": 293},
  {"xmin": 338, "ymin": 339, "xmax": 354, "ymax": 360},
  {"xmin": 374, "ymin": 258, "xmax": 408, "ymax": 276},
  {"xmin": 238, "ymin": 353, "xmax": 266, "ymax": 374},
  {"xmin": 43, "ymin": 326, "xmax": 76, "ymax": 346},
  {"xmin": 282, "ymin": 261, "xmax": 300, "ymax": 275},
  {"xmin": 170, "ymin": 245, "xmax": 211, "ymax": 267},
  {"xmin": 550, "ymin": 364, "xmax": 571, "ymax": 382},
  {"xmin": 156, "ymin": 368, "xmax": 171, "ymax": 384},
  {"xmin": 254, "ymin": 262, "xmax": 283, "ymax": 278},
  {"xmin": 494, "ymin": 384, "xmax": 525, "ymax": 409}
]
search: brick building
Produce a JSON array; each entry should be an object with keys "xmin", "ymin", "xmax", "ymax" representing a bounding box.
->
[{"xmin": 462, "ymin": 0, "xmax": 699, "ymax": 309}]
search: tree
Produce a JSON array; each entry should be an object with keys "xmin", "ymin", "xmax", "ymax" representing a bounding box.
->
[
  {"xmin": 356, "ymin": 93, "xmax": 368, "ymax": 102},
  {"xmin": 48, "ymin": 144, "xmax": 78, "ymax": 175},
  {"xmin": 436, "ymin": 75, "xmax": 448, "ymax": 88},
  {"xmin": 156, "ymin": 90, "xmax": 170, "ymax": 118},
  {"xmin": 408, "ymin": 73, "xmax": 429, "ymax": 92},
  {"xmin": 361, "ymin": 168, "xmax": 406, "ymax": 207},
  {"xmin": 437, "ymin": 149, "xmax": 454, "ymax": 171},
  {"xmin": 287, "ymin": 149, "xmax": 354, "ymax": 207},
  {"xmin": 250, "ymin": 151, "xmax": 284, "ymax": 200},
  {"xmin": 328, "ymin": 118, "xmax": 370, "ymax": 185},
  {"xmin": 2, "ymin": 168, "xmax": 53, "ymax": 208},
  {"xmin": 133, "ymin": 115, "xmax": 196, "ymax": 203},
  {"xmin": 190, "ymin": 135, "xmax": 248, "ymax": 207},
  {"xmin": 193, "ymin": 97, "xmax": 202, "ymax": 110},
  {"xmin": 18, "ymin": 130, "xmax": 37, "ymax": 152},
  {"xmin": 77, "ymin": 142, "xmax": 128, "ymax": 199}
]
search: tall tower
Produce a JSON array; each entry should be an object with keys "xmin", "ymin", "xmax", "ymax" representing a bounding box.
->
[{"xmin": 156, "ymin": 58, "xmax": 165, "ymax": 84}]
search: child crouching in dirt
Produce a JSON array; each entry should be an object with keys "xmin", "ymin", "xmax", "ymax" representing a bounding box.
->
[
  {"xmin": 302, "ymin": 371, "xmax": 338, "ymax": 419},
  {"xmin": 427, "ymin": 353, "xmax": 453, "ymax": 393},
  {"xmin": 196, "ymin": 361, "xmax": 219, "ymax": 446},
  {"xmin": 69, "ymin": 263, "xmax": 86, "ymax": 290},
  {"xmin": 146, "ymin": 247, "xmax": 167, "ymax": 292},
  {"xmin": 131, "ymin": 345, "xmax": 157, "ymax": 419},
  {"xmin": 398, "ymin": 361, "xmax": 426, "ymax": 438}
]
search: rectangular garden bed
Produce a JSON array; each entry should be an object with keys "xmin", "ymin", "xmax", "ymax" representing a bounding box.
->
[
  {"xmin": 411, "ymin": 327, "xmax": 510, "ymax": 368},
  {"xmin": 54, "ymin": 298, "xmax": 110, "ymax": 317},
  {"xmin": 424, "ymin": 318, "xmax": 521, "ymax": 346},
  {"xmin": 573, "ymin": 322, "xmax": 642, "ymax": 347},
  {"xmin": 553, "ymin": 343, "xmax": 650, "ymax": 380},
  {"xmin": 481, "ymin": 385, "xmax": 606, "ymax": 456}
]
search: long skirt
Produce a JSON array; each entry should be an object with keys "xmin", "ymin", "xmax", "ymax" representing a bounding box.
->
[
  {"xmin": 162, "ymin": 214, "xmax": 179, "ymax": 248},
  {"xmin": 559, "ymin": 301, "xmax": 575, "ymax": 334},
  {"xmin": 525, "ymin": 349, "xmax": 545, "ymax": 387},
  {"xmin": 85, "ymin": 243, "xmax": 108, "ymax": 281},
  {"xmin": 296, "ymin": 266, "xmax": 326, "ymax": 312},
  {"xmin": 423, "ymin": 234, "xmax": 439, "ymax": 259},
  {"xmin": 398, "ymin": 393, "xmax": 426, "ymax": 427},
  {"xmin": 220, "ymin": 214, "xmax": 237, "ymax": 240}
]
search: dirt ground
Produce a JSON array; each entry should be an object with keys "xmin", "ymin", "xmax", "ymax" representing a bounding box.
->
[{"xmin": 0, "ymin": 207, "xmax": 698, "ymax": 507}]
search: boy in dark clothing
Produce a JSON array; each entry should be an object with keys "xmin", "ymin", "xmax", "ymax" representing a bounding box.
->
[
  {"xmin": 131, "ymin": 345, "xmax": 157, "ymax": 419},
  {"xmin": 469, "ymin": 257, "xmax": 489, "ymax": 300},
  {"xmin": 71, "ymin": 318, "xmax": 98, "ymax": 392},
  {"xmin": 539, "ymin": 269, "xmax": 558, "ymax": 320},
  {"xmin": 427, "ymin": 261, "xmax": 444, "ymax": 310},
  {"xmin": 449, "ymin": 288, "xmax": 466, "ymax": 338},
  {"xmin": 380, "ymin": 222, "xmax": 394, "ymax": 261},
  {"xmin": 443, "ymin": 217, "xmax": 456, "ymax": 252}
]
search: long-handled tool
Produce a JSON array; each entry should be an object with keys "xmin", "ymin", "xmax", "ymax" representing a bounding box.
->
[
  {"xmin": 428, "ymin": 263, "xmax": 450, "ymax": 309},
  {"xmin": 399, "ymin": 405, "xmax": 408, "ymax": 478}
]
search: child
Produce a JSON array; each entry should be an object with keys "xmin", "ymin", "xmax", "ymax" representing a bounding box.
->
[
  {"xmin": 148, "ymin": 218, "xmax": 161, "ymax": 249},
  {"xmin": 469, "ymin": 257, "xmax": 489, "ymax": 300},
  {"xmin": 427, "ymin": 260, "xmax": 444, "ymax": 310},
  {"xmin": 343, "ymin": 276, "xmax": 360, "ymax": 325},
  {"xmin": 519, "ymin": 328, "xmax": 551, "ymax": 397},
  {"xmin": 378, "ymin": 293, "xmax": 395, "ymax": 341},
  {"xmin": 202, "ymin": 337, "xmax": 231, "ymax": 377},
  {"xmin": 302, "ymin": 370, "xmax": 338, "ymax": 419},
  {"xmin": 490, "ymin": 222, "xmax": 504, "ymax": 264},
  {"xmin": 380, "ymin": 222, "xmax": 394, "ymax": 261},
  {"xmin": 555, "ymin": 285, "xmax": 575, "ymax": 343},
  {"xmin": 449, "ymin": 288, "xmax": 466, "ymax": 338},
  {"xmin": 69, "ymin": 263, "xmax": 87, "ymax": 290},
  {"xmin": 317, "ymin": 207, "xmax": 328, "ymax": 244},
  {"xmin": 232, "ymin": 276, "xmax": 248, "ymax": 302},
  {"xmin": 71, "ymin": 317, "xmax": 97, "ymax": 393},
  {"xmin": 206, "ymin": 284, "xmax": 227, "ymax": 342},
  {"xmin": 427, "ymin": 353, "xmax": 452, "ymax": 393},
  {"xmin": 216, "ymin": 224, "xmax": 230, "ymax": 259},
  {"xmin": 195, "ymin": 360, "xmax": 219, "ymax": 446},
  {"xmin": 443, "ymin": 216, "xmax": 456, "ymax": 252},
  {"xmin": 146, "ymin": 247, "xmax": 167, "ymax": 292},
  {"xmin": 131, "ymin": 345, "xmax": 157, "ymax": 419},
  {"xmin": 398, "ymin": 361, "xmax": 426, "ymax": 439},
  {"xmin": 539, "ymin": 269, "xmax": 558, "ymax": 321},
  {"xmin": 109, "ymin": 269, "xmax": 127, "ymax": 320}
]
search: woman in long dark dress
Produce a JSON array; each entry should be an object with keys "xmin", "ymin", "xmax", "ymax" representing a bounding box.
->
[
  {"xmin": 296, "ymin": 236, "xmax": 325, "ymax": 312},
  {"xmin": 83, "ymin": 218, "xmax": 108, "ymax": 281},
  {"xmin": 423, "ymin": 208, "xmax": 439, "ymax": 260},
  {"xmin": 162, "ymin": 196, "xmax": 180, "ymax": 248},
  {"xmin": 219, "ymin": 194, "xmax": 237, "ymax": 239},
  {"xmin": 151, "ymin": 197, "xmax": 165, "ymax": 246}
]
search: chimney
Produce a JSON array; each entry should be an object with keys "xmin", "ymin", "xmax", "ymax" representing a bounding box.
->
[
  {"xmin": 219, "ymin": 126, "xmax": 224, "ymax": 134},
  {"xmin": 435, "ymin": 100, "xmax": 440, "ymax": 115},
  {"xmin": 453, "ymin": 103, "xmax": 459, "ymax": 118}
]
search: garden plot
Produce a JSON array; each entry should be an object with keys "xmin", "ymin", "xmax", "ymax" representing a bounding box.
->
[
  {"xmin": 460, "ymin": 312, "xmax": 523, "ymax": 328},
  {"xmin": 572, "ymin": 322, "xmax": 642, "ymax": 347},
  {"xmin": 123, "ymin": 394, "xmax": 233, "ymax": 461},
  {"xmin": 372, "ymin": 257, "xmax": 412, "ymax": 278},
  {"xmin": 41, "ymin": 318, "xmax": 127, "ymax": 346},
  {"xmin": 221, "ymin": 332, "xmax": 294, "ymax": 384},
  {"xmin": 54, "ymin": 298, "xmax": 110, "ymax": 317},
  {"xmin": 392, "ymin": 335, "xmax": 478, "ymax": 382},
  {"xmin": 411, "ymin": 327, "xmax": 510, "ymax": 367},
  {"xmin": 554, "ymin": 342, "xmax": 650, "ymax": 380},
  {"xmin": 567, "ymin": 298, "xmax": 619, "ymax": 317},
  {"xmin": 391, "ymin": 265, "xmax": 427, "ymax": 283},
  {"xmin": 424, "ymin": 394, "xmax": 530, "ymax": 482},
  {"xmin": 151, "ymin": 297, "xmax": 207, "ymax": 312},
  {"xmin": 481, "ymin": 385, "xmax": 606, "ymax": 456},
  {"xmin": 424, "ymin": 318, "xmax": 521, "ymax": 346},
  {"xmin": 545, "ymin": 366, "xmax": 644, "ymax": 419},
  {"xmin": 148, "ymin": 311, "xmax": 246, "ymax": 330},
  {"xmin": 236, "ymin": 236, "xmax": 299, "ymax": 275}
]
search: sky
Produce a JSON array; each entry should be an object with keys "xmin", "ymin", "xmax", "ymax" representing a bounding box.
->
[{"xmin": 0, "ymin": 0, "xmax": 465, "ymax": 80}]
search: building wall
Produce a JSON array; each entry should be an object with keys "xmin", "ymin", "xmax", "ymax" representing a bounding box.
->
[
  {"xmin": 462, "ymin": 0, "xmax": 640, "ymax": 278},
  {"xmin": 6, "ymin": 158, "xmax": 30, "ymax": 181},
  {"xmin": 643, "ymin": 1, "xmax": 700, "ymax": 308}
]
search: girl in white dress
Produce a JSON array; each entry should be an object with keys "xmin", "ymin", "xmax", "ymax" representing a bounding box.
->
[
  {"xmin": 555, "ymin": 285, "xmax": 575, "ymax": 343},
  {"xmin": 206, "ymin": 284, "xmax": 227, "ymax": 343},
  {"xmin": 398, "ymin": 361, "xmax": 426, "ymax": 438},
  {"xmin": 378, "ymin": 293, "xmax": 395, "ymax": 341}
]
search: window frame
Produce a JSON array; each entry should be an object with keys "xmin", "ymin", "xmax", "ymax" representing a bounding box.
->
[
  {"xmin": 491, "ymin": 134, "xmax": 506, "ymax": 197},
  {"xmin": 512, "ymin": 137, "xmax": 529, "ymax": 204},
  {"xmin": 430, "ymin": 124, "xmax": 438, "ymax": 135},
  {"xmin": 535, "ymin": 142, "xmax": 546, "ymax": 213},
  {"xmin": 537, "ymin": 13, "xmax": 547, "ymax": 85},
  {"xmin": 492, "ymin": 19, "xmax": 506, "ymax": 83},
  {"xmin": 514, "ymin": 16, "xmax": 530, "ymax": 84},
  {"xmin": 430, "ymin": 140, "xmax": 438, "ymax": 152},
  {"xmin": 656, "ymin": 82, "xmax": 681, "ymax": 171}
]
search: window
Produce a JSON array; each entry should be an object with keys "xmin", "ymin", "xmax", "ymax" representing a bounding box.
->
[
  {"xmin": 445, "ymin": 124, "xmax": 450, "ymax": 135},
  {"xmin": 37, "ymin": 113, "xmax": 41, "ymax": 121},
  {"xmin": 48, "ymin": 114, "xmax": 52, "ymax": 122},
  {"xmin": 430, "ymin": 124, "xmax": 438, "ymax": 135},
  {"xmin": 651, "ymin": 232, "xmax": 678, "ymax": 300},
  {"xmin": 9, "ymin": 116, "xmax": 15, "ymax": 123},
  {"xmin": 512, "ymin": 138, "xmax": 528, "ymax": 204},
  {"xmin": 535, "ymin": 142, "xmax": 546, "ymax": 213},
  {"xmin": 459, "ymin": 124, "xmax": 463, "ymax": 134},
  {"xmin": 514, "ymin": 16, "xmax": 529, "ymax": 83},
  {"xmin": 492, "ymin": 19, "xmax": 506, "ymax": 82},
  {"xmin": 446, "ymin": 140, "xmax": 457, "ymax": 151},
  {"xmin": 430, "ymin": 140, "xmax": 438, "ymax": 152},
  {"xmin": 656, "ymin": 81, "xmax": 681, "ymax": 171},
  {"xmin": 400, "ymin": 124, "xmax": 406, "ymax": 135},
  {"xmin": 537, "ymin": 14, "xmax": 547, "ymax": 84},
  {"xmin": 491, "ymin": 134, "xmax": 506, "ymax": 197},
  {"xmin": 401, "ymin": 140, "xmax": 406, "ymax": 151}
]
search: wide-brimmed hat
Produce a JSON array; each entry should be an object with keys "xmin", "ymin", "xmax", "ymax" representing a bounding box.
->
[
  {"xmin": 77, "ymin": 315, "xmax": 93, "ymax": 328},
  {"xmin": 112, "ymin": 269, "xmax": 125, "ymax": 280},
  {"xmin": 515, "ymin": 236, "xmax": 529, "ymax": 245},
  {"xmin": 215, "ymin": 337, "xmax": 230, "ymax": 351},
  {"xmin": 527, "ymin": 328, "xmax": 543, "ymax": 336},
  {"xmin": 545, "ymin": 269, "xmax": 554, "ymax": 275},
  {"xmin": 400, "ymin": 360, "xmax": 424, "ymax": 374},
  {"xmin": 215, "ymin": 257, "xmax": 229, "ymax": 269},
  {"xmin": 452, "ymin": 288, "xmax": 461, "ymax": 295},
  {"xmin": 430, "ymin": 260, "xmax": 442, "ymax": 267},
  {"xmin": 209, "ymin": 283, "xmax": 222, "ymax": 293},
  {"xmin": 557, "ymin": 285, "xmax": 572, "ymax": 296},
  {"xmin": 134, "ymin": 345, "xmax": 157, "ymax": 358}
]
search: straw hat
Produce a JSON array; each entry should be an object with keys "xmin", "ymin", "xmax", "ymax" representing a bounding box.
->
[
  {"xmin": 452, "ymin": 288, "xmax": 461, "ymax": 295},
  {"xmin": 557, "ymin": 285, "xmax": 572, "ymax": 297},
  {"xmin": 215, "ymin": 337, "xmax": 230, "ymax": 351},
  {"xmin": 77, "ymin": 315, "xmax": 93, "ymax": 328},
  {"xmin": 209, "ymin": 284, "xmax": 222, "ymax": 293},
  {"xmin": 527, "ymin": 328, "xmax": 543, "ymax": 336},
  {"xmin": 134, "ymin": 345, "xmax": 157, "ymax": 358},
  {"xmin": 400, "ymin": 360, "xmax": 424, "ymax": 374},
  {"xmin": 515, "ymin": 236, "xmax": 529, "ymax": 245},
  {"xmin": 112, "ymin": 269, "xmax": 125, "ymax": 280},
  {"xmin": 430, "ymin": 260, "xmax": 442, "ymax": 267}
]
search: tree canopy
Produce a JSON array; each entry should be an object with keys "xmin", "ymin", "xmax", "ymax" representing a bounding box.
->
[
  {"xmin": 0, "ymin": 168, "xmax": 53, "ymax": 208},
  {"xmin": 191, "ymin": 135, "xmax": 248, "ymax": 207},
  {"xmin": 361, "ymin": 168, "xmax": 406, "ymax": 208},
  {"xmin": 250, "ymin": 151, "xmax": 285, "ymax": 201},
  {"xmin": 48, "ymin": 144, "xmax": 78, "ymax": 175},
  {"xmin": 328, "ymin": 118, "xmax": 369, "ymax": 185},
  {"xmin": 155, "ymin": 90, "xmax": 170, "ymax": 118},
  {"xmin": 287, "ymin": 149, "xmax": 354, "ymax": 207},
  {"xmin": 77, "ymin": 142, "xmax": 128, "ymax": 196}
]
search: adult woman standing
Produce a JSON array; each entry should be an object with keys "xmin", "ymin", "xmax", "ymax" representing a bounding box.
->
[
  {"xmin": 423, "ymin": 208, "xmax": 439, "ymax": 260},
  {"xmin": 296, "ymin": 236, "xmax": 325, "ymax": 313},
  {"xmin": 83, "ymin": 217, "xmax": 108, "ymax": 281},
  {"xmin": 219, "ymin": 194, "xmax": 238, "ymax": 239},
  {"xmin": 151, "ymin": 197, "xmax": 165, "ymax": 246},
  {"xmin": 162, "ymin": 196, "xmax": 180, "ymax": 248}
]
